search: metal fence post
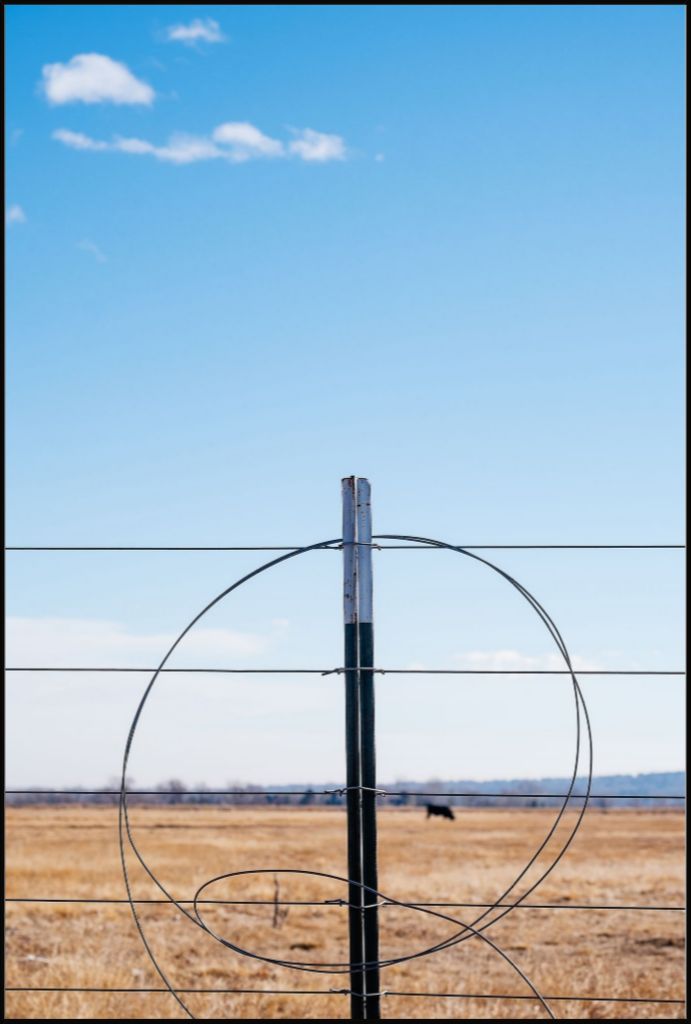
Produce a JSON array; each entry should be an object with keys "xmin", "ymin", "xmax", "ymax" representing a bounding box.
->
[
  {"xmin": 342, "ymin": 476, "xmax": 365, "ymax": 1019},
  {"xmin": 356, "ymin": 478, "xmax": 381, "ymax": 1020}
]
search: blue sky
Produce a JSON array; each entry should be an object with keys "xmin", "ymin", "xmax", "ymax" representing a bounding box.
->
[{"xmin": 6, "ymin": 6, "xmax": 685, "ymax": 787}]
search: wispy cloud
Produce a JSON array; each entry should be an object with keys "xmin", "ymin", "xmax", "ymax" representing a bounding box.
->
[
  {"xmin": 165, "ymin": 18, "xmax": 225, "ymax": 46},
  {"xmin": 54, "ymin": 128, "xmax": 222, "ymax": 164},
  {"xmin": 119, "ymin": 133, "xmax": 223, "ymax": 164},
  {"xmin": 41, "ymin": 53, "xmax": 154, "ymax": 105},
  {"xmin": 53, "ymin": 129, "xmax": 109, "ymax": 151},
  {"xmin": 6, "ymin": 204, "xmax": 26, "ymax": 226},
  {"xmin": 77, "ymin": 239, "xmax": 107, "ymax": 263},
  {"xmin": 212, "ymin": 122, "xmax": 284, "ymax": 159},
  {"xmin": 53, "ymin": 122, "xmax": 346, "ymax": 165},
  {"xmin": 452, "ymin": 650, "xmax": 603, "ymax": 672},
  {"xmin": 6, "ymin": 616, "xmax": 286, "ymax": 667},
  {"xmin": 289, "ymin": 128, "xmax": 346, "ymax": 163}
]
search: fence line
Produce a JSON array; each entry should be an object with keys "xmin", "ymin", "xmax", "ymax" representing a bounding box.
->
[
  {"xmin": 5, "ymin": 788, "xmax": 685, "ymax": 799},
  {"xmin": 6, "ymin": 526, "xmax": 684, "ymax": 1020},
  {"xmin": 5, "ymin": 896, "xmax": 684, "ymax": 912},
  {"xmin": 6, "ymin": 666, "xmax": 686, "ymax": 675},
  {"xmin": 6, "ymin": 543, "xmax": 685, "ymax": 550},
  {"xmin": 5, "ymin": 987, "xmax": 684, "ymax": 1004}
]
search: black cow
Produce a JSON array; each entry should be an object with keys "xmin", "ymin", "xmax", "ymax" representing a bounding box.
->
[{"xmin": 425, "ymin": 803, "xmax": 455, "ymax": 821}]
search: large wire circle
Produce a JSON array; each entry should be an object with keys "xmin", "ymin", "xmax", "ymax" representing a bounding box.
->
[{"xmin": 119, "ymin": 535, "xmax": 592, "ymax": 1021}]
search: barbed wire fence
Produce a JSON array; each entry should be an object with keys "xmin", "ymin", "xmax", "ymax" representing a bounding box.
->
[{"xmin": 4, "ymin": 477, "xmax": 686, "ymax": 1019}]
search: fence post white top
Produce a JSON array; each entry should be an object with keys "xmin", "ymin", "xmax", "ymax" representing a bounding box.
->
[
  {"xmin": 356, "ymin": 478, "xmax": 373, "ymax": 625},
  {"xmin": 342, "ymin": 476, "xmax": 358, "ymax": 625}
]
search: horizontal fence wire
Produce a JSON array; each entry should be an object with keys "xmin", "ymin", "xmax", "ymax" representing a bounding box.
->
[
  {"xmin": 5, "ymin": 543, "xmax": 685, "ymax": 550},
  {"xmin": 5, "ymin": 897, "xmax": 684, "ymax": 911},
  {"xmin": 5, "ymin": 788, "xmax": 685, "ymax": 799},
  {"xmin": 5, "ymin": 667, "xmax": 686, "ymax": 675},
  {"xmin": 4, "ymin": 987, "xmax": 684, "ymax": 1004}
]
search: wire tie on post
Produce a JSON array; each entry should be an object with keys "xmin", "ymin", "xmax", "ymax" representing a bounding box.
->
[
  {"xmin": 329, "ymin": 988, "xmax": 388, "ymax": 998},
  {"xmin": 334, "ymin": 785, "xmax": 388, "ymax": 796},
  {"xmin": 343, "ymin": 899, "xmax": 387, "ymax": 911}
]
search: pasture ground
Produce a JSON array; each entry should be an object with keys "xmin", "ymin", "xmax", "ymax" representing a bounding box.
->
[{"xmin": 5, "ymin": 806, "xmax": 685, "ymax": 1019}]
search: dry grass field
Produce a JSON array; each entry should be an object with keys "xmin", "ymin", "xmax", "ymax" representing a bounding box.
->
[{"xmin": 5, "ymin": 805, "xmax": 685, "ymax": 1020}]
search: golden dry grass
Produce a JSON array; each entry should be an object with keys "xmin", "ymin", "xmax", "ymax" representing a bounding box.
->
[{"xmin": 5, "ymin": 805, "xmax": 685, "ymax": 1020}]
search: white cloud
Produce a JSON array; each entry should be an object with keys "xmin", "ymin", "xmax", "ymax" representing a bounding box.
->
[
  {"xmin": 289, "ymin": 128, "xmax": 346, "ymax": 162},
  {"xmin": 54, "ymin": 122, "xmax": 346, "ymax": 165},
  {"xmin": 53, "ymin": 128, "xmax": 109, "ymax": 151},
  {"xmin": 54, "ymin": 128, "xmax": 221, "ymax": 164},
  {"xmin": 6, "ymin": 617, "xmax": 282, "ymax": 667},
  {"xmin": 41, "ymin": 53, "xmax": 154, "ymax": 105},
  {"xmin": 166, "ymin": 18, "xmax": 225, "ymax": 45},
  {"xmin": 453, "ymin": 650, "xmax": 602, "ymax": 672},
  {"xmin": 123, "ymin": 133, "xmax": 223, "ymax": 165},
  {"xmin": 77, "ymin": 239, "xmax": 107, "ymax": 263},
  {"xmin": 112, "ymin": 136, "xmax": 157, "ymax": 156},
  {"xmin": 6, "ymin": 204, "xmax": 26, "ymax": 226},
  {"xmin": 212, "ymin": 122, "xmax": 284, "ymax": 160}
]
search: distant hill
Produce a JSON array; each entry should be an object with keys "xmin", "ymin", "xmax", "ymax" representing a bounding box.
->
[{"xmin": 7, "ymin": 771, "xmax": 684, "ymax": 806}]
